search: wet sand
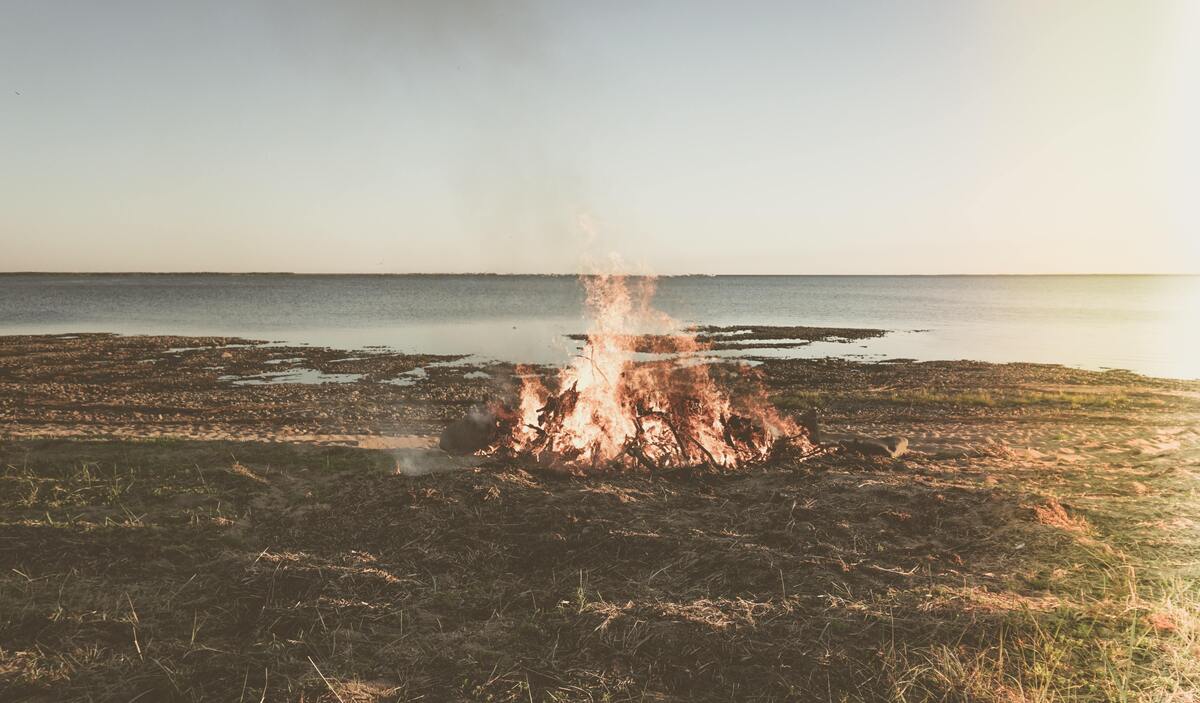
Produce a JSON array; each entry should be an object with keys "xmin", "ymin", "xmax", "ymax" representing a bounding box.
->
[{"xmin": 1, "ymin": 333, "xmax": 1198, "ymax": 700}]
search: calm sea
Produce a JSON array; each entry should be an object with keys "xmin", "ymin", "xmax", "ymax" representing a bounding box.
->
[{"xmin": 1, "ymin": 274, "xmax": 1197, "ymax": 379}]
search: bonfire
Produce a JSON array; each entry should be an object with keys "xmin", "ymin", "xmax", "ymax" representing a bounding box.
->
[{"xmin": 477, "ymin": 273, "xmax": 818, "ymax": 471}]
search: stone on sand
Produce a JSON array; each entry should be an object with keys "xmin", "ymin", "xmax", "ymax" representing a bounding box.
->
[{"xmin": 439, "ymin": 405, "xmax": 500, "ymax": 455}]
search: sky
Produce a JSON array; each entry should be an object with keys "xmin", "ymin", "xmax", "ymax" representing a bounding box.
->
[{"xmin": 1, "ymin": 0, "xmax": 1197, "ymax": 274}]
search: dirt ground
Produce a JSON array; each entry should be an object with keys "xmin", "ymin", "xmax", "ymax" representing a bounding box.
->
[{"xmin": 1, "ymin": 334, "xmax": 1198, "ymax": 701}]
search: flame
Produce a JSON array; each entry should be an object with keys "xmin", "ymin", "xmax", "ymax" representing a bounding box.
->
[{"xmin": 491, "ymin": 273, "xmax": 813, "ymax": 470}]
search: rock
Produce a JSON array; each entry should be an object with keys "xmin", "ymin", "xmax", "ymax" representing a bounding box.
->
[
  {"xmin": 439, "ymin": 405, "xmax": 500, "ymax": 455},
  {"xmin": 799, "ymin": 408, "xmax": 822, "ymax": 443}
]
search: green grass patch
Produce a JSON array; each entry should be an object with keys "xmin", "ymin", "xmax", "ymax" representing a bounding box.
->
[{"xmin": 775, "ymin": 388, "xmax": 1132, "ymax": 410}]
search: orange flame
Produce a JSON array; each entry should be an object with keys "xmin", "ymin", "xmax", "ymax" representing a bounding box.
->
[{"xmin": 493, "ymin": 273, "xmax": 812, "ymax": 470}]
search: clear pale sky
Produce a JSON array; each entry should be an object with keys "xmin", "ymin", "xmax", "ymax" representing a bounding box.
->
[{"xmin": 2, "ymin": 1, "xmax": 1197, "ymax": 274}]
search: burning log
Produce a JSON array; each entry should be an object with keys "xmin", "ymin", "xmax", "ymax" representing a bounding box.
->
[
  {"xmin": 479, "ymin": 382, "xmax": 814, "ymax": 471},
  {"xmin": 453, "ymin": 273, "xmax": 820, "ymax": 472}
]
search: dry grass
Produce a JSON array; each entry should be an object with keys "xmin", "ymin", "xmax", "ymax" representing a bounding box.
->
[
  {"xmin": 0, "ymin": 428, "xmax": 1196, "ymax": 701},
  {"xmin": 1, "ymin": 338, "xmax": 1198, "ymax": 701},
  {"xmin": 1033, "ymin": 498, "xmax": 1091, "ymax": 534}
]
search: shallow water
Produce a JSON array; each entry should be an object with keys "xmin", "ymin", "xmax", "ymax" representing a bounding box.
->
[
  {"xmin": 219, "ymin": 369, "xmax": 364, "ymax": 385},
  {"xmin": 1, "ymin": 274, "xmax": 1197, "ymax": 379}
]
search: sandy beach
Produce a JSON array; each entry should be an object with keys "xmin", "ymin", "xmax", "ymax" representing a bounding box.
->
[{"xmin": 2, "ymin": 332, "xmax": 1198, "ymax": 700}]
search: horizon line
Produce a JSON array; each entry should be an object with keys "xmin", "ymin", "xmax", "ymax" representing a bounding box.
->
[{"xmin": 1, "ymin": 271, "xmax": 1197, "ymax": 277}]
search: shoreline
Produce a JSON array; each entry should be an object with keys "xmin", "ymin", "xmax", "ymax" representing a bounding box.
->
[{"xmin": 2, "ymin": 325, "xmax": 1196, "ymax": 381}]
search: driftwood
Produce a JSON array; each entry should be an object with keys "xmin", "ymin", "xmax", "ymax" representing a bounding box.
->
[
  {"xmin": 825, "ymin": 432, "xmax": 909, "ymax": 458},
  {"xmin": 803, "ymin": 410, "xmax": 908, "ymax": 458},
  {"xmin": 848, "ymin": 435, "xmax": 908, "ymax": 458}
]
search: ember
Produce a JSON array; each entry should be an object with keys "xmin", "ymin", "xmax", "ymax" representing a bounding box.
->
[{"xmin": 483, "ymin": 273, "xmax": 816, "ymax": 470}]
